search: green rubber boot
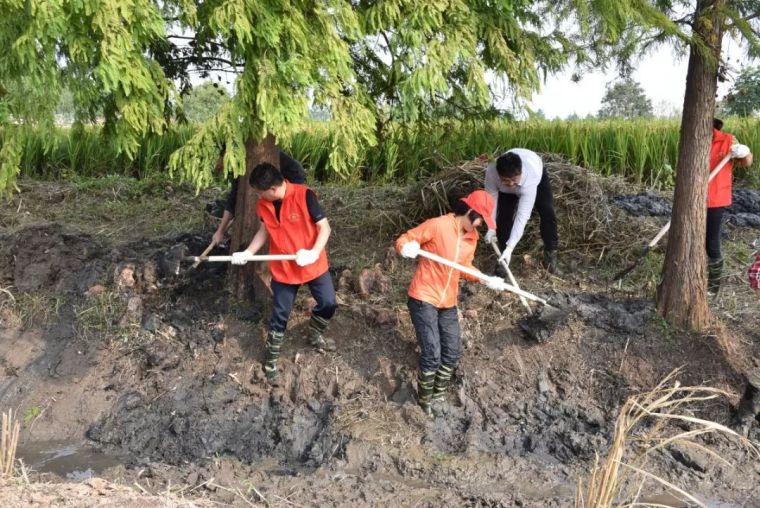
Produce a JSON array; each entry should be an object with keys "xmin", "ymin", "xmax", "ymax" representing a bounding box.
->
[
  {"xmin": 708, "ymin": 257, "xmax": 724, "ymax": 297},
  {"xmin": 263, "ymin": 330, "xmax": 285, "ymax": 385},
  {"xmin": 431, "ymin": 364, "xmax": 455, "ymax": 403},
  {"xmin": 417, "ymin": 370, "xmax": 436, "ymax": 415},
  {"xmin": 308, "ymin": 314, "xmax": 336, "ymax": 352}
]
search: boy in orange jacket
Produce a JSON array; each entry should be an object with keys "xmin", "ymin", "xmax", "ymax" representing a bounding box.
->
[
  {"xmin": 396, "ymin": 191, "xmax": 509, "ymax": 413},
  {"xmin": 232, "ymin": 163, "xmax": 336, "ymax": 384}
]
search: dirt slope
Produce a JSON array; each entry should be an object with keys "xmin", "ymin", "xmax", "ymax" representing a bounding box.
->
[{"xmin": 1, "ymin": 173, "xmax": 759, "ymax": 507}]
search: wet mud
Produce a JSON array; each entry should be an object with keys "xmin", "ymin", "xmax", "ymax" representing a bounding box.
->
[
  {"xmin": 2, "ymin": 219, "xmax": 760, "ymax": 506},
  {"xmin": 613, "ymin": 188, "xmax": 760, "ymax": 228}
]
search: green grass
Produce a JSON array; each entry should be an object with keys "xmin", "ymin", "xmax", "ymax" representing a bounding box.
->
[{"xmin": 5, "ymin": 117, "xmax": 760, "ymax": 189}]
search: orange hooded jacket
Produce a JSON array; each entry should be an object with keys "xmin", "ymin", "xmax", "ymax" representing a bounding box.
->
[{"xmin": 396, "ymin": 214, "xmax": 481, "ymax": 308}]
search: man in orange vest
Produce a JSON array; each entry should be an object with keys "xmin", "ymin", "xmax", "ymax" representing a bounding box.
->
[
  {"xmin": 231, "ymin": 163, "xmax": 336, "ymax": 384},
  {"xmin": 707, "ymin": 118, "xmax": 753, "ymax": 295},
  {"xmin": 396, "ymin": 191, "xmax": 510, "ymax": 414}
]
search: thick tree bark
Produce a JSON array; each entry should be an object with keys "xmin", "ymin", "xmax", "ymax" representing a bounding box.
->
[
  {"xmin": 229, "ymin": 134, "xmax": 278, "ymax": 309},
  {"xmin": 656, "ymin": 0, "xmax": 725, "ymax": 330}
]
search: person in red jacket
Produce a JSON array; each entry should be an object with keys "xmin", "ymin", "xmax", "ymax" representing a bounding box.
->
[
  {"xmin": 232, "ymin": 162, "xmax": 336, "ymax": 384},
  {"xmin": 396, "ymin": 191, "xmax": 509, "ymax": 414},
  {"xmin": 707, "ymin": 118, "xmax": 753, "ymax": 295}
]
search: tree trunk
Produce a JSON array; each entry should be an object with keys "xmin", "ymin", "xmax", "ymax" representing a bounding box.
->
[
  {"xmin": 229, "ymin": 134, "xmax": 278, "ymax": 310},
  {"xmin": 656, "ymin": 0, "xmax": 725, "ymax": 330}
]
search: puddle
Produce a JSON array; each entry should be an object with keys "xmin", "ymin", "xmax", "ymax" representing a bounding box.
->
[{"xmin": 16, "ymin": 440, "xmax": 123, "ymax": 481}]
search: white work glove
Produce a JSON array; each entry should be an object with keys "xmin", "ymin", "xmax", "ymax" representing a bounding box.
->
[
  {"xmin": 231, "ymin": 250, "xmax": 254, "ymax": 265},
  {"xmin": 484, "ymin": 229, "xmax": 497, "ymax": 244},
  {"xmin": 295, "ymin": 248, "xmax": 320, "ymax": 267},
  {"xmin": 485, "ymin": 275, "xmax": 509, "ymax": 292},
  {"xmin": 499, "ymin": 245, "xmax": 514, "ymax": 266},
  {"xmin": 400, "ymin": 241, "xmax": 420, "ymax": 259},
  {"xmin": 730, "ymin": 144, "xmax": 750, "ymax": 159}
]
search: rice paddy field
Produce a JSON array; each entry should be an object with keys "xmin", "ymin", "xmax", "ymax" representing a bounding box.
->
[{"xmin": 9, "ymin": 117, "xmax": 760, "ymax": 189}]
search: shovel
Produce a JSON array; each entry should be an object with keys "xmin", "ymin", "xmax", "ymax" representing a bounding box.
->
[
  {"xmin": 184, "ymin": 254, "xmax": 297, "ymax": 263},
  {"xmin": 488, "ymin": 237, "xmax": 531, "ymax": 313},
  {"xmin": 611, "ymin": 153, "xmax": 732, "ymax": 282},
  {"xmin": 416, "ymin": 248, "xmax": 566, "ymax": 342}
]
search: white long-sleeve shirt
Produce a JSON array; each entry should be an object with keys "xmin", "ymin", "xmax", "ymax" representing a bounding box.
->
[{"xmin": 484, "ymin": 148, "xmax": 543, "ymax": 249}]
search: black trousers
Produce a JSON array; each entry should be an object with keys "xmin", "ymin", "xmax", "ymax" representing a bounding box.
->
[
  {"xmin": 706, "ymin": 207, "xmax": 725, "ymax": 260},
  {"xmin": 496, "ymin": 169, "xmax": 559, "ymax": 252}
]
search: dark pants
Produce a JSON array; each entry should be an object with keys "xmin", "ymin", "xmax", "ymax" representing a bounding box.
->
[
  {"xmin": 407, "ymin": 297, "xmax": 462, "ymax": 372},
  {"xmin": 706, "ymin": 207, "xmax": 725, "ymax": 260},
  {"xmin": 496, "ymin": 169, "xmax": 559, "ymax": 252},
  {"xmin": 269, "ymin": 271, "xmax": 337, "ymax": 333}
]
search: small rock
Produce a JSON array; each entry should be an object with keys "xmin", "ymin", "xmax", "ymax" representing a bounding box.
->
[
  {"xmin": 186, "ymin": 472, "xmax": 199, "ymax": 486},
  {"xmin": 114, "ymin": 263, "xmax": 137, "ymax": 289},
  {"xmin": 141, "ymin": 313, "xmax": 158, "ymax": 332},
  {"xmin": 463, "ymin": 309, "xmax": 478, "ymax": 319},
  {"xmin": 86, "ymin": 285, "xmax": 106, "ymax": 297}
]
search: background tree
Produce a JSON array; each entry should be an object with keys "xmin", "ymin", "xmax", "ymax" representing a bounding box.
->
[
  {"xmin": 597, "ymin": 79, "xmax": 653, "ymax": 118},
  {"xmin": 0, "ymin": 0, "xmax": 601, "ymax": 301},
  {"xmin": 181, "ymin": 81, "xmax": 230, "ymax": 123},
  {"xmin": 723, "ymin": 65, "xmax": 760, "ymax": 116}
]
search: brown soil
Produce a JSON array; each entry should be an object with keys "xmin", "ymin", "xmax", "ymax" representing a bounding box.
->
[{"xmin": 1, "ymin": 174, "xmax": 759, "ymax": 507}]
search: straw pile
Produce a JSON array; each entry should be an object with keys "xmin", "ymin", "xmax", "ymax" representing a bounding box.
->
[{"xmin": 405, "ymin": 154, "xmax": 666, "ymax": 268}]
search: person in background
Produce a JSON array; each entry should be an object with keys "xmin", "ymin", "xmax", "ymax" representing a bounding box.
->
[
  {"xmin": 231, "ymin": 162, "xmax": 334, "ymax": 385},
  {"xmin": 212, "ymin": 150, "xmax": 306, "ymax": 246},
  {"xmin": 706, "ymin": 118, "xmax": 753, "ymax": 296},
  {"xmin": 396, "ymin": 191, "xmax": 509, "ymax": 414},
  {"xmin": 483, "ymin": 149, "xmax": 561, "ymax": 275}
]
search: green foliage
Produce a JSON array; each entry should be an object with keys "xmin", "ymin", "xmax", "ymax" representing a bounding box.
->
[
  {"xmin": 23, "ymin": 406, "xmax": 41, "ymax": 426},
  {"xmin": 723, "ymin": 66, "xmax": 760, "ymax": 117},
  {"xmin": 598, "ymin": 79, "xmax": 653, "ymax": 119},
  {"xmin": 22, "ymin": 116, "xmax": 760, "ymax": 189},
  {"xmin": 0, "ymin": 0, "xmax": 174, "ymax": 195},
  {"xmin": 181, "ymin": 81, "xmax": 230, "ymax": 124}
]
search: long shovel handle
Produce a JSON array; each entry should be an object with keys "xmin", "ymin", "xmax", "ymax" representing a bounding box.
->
[
  {"xmin": 488, "ymin": 238, "xmax": 532, "ymax": 312},
  {"xmin": 643, "ymin": 153, "xmax": 732, "ymax": 250},
  {"xmin": 184, "ymin": 254, "xmax": 298, "ymax": 263},
  {"xmin": 416, "ymin": 248, "xmax": 548, "ymax": 305}
]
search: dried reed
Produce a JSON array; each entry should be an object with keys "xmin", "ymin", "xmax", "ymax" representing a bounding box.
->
[{"xmin": 575, "ymin": 370, "xmax": 759, "ymax": 508}]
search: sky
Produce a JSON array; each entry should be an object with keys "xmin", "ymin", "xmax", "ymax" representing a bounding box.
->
[{"xmin": 527, "ymin": 43, "xmax": 746, "ymax": 119}]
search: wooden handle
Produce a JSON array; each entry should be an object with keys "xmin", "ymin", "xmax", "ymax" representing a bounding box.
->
[
  {"xmin": 191, "ymin": 241, "xmax": 218, "ymax": 269},
  {"xmin": 488, "ymin": 238, "xmax": 531, "ymax": 312}
]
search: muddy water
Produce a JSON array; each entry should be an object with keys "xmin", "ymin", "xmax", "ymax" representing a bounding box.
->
[{"xmin": 16, "ymin": 441, "xmax": 122, "ymax": 481}]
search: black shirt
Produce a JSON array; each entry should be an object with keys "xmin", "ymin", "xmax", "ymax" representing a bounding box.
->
[
  {"xmin": 223, "ymin": 151, "xmax": 306, "ymax": 214},
  {"xmin": 271, "ymin": 189, "xmax": 325, "ymax": 223}
]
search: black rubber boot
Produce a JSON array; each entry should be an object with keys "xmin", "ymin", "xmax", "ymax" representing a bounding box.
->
[
  {"xmin": 431, "ymin": 364, "xmax": 455, "ymax": 402},
  {"xmin": 707, "ymin": 257, "xmax": 724, "ymax": 297},
  {"xmin": 417, "ymin": 370, "xmax": 436, "ymax": 415},
  {"xmin": 543, "ymin": 249, "xmax": 562, "ymax": 276},
  {"xmin": 308, "ymin": 314, "xmax": 336, "ymax": 352},
  {"xmin": 263, "ymin": 330, "xmax": 285, "ymax": 385}
]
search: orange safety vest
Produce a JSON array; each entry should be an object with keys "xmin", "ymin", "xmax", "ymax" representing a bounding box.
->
[
  {"xmin": 396, "ymin": 214, "xmax": 480, "ymax": 309},
  {"xmin": 707, "ymin": 128, "xmax": 735, "ymax": 208},
  {"xmin": 257, "ymin": 182, "xmax": 329, "ymax": 284}
]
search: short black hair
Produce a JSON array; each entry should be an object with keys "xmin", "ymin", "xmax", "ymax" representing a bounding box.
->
[
  {"xmin": 496, "ymin": 152, "xmax": 522, "ymax": 177},
  {"xmin": 713, "ymin": 118, "xmax": 724, "ymax": 131},
  {"xmin": 451, "ymin": 199, "xmax": 484, "ymax": 225},
  {"xmin": 249, "ymin": 162, "xmax": 283, "ymax": 190}
]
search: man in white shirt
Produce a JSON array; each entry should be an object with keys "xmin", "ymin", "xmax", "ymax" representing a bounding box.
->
[{"xmin": 484, "ymin": 149, "xmax": 560, "ymax": 274}]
